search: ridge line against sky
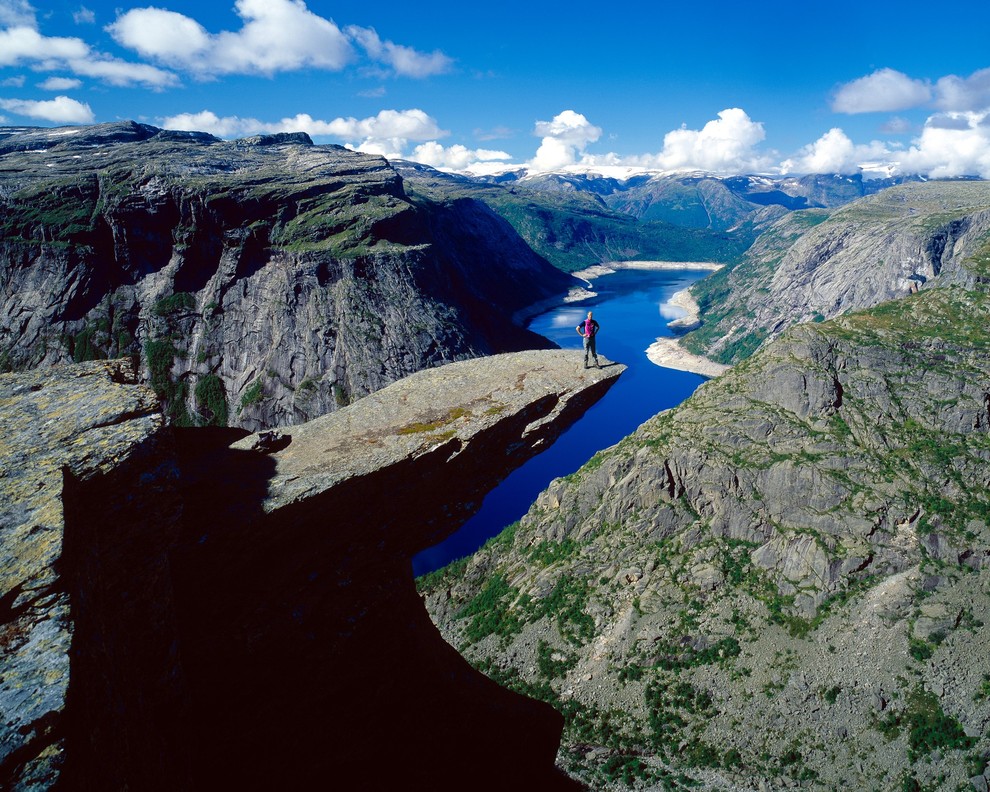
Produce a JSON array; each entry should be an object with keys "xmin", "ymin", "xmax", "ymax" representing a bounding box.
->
[{"xmin": 1, "ymin": 0, "xmax": 990, "ymax": 178}]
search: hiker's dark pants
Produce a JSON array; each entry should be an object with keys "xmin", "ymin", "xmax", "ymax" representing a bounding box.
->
[{"xmin": 583, "ymin": 335, "xmax": 598, "ymax": 366}]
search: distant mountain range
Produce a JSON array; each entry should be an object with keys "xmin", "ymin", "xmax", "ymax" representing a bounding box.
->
[{"xmin": 396, "ymin": 161, "xmax": 981, "ymax": 273}]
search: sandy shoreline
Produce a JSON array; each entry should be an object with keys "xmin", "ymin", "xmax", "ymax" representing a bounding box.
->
[
  {"xmin": 571, "ymin": 260, "xmax": 723, "ymax": 283},
  {"xmin": 645, "ymin": 338, "xmax": 730, "ymax": 378}
]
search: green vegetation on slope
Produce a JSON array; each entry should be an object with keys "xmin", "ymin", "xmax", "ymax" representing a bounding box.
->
[{"xmin": 421, "ymin": 280, "xmax": 990, "ymax": 790}]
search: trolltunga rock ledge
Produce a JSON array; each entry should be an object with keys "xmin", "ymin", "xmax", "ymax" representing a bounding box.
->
[
  {"xmin": 0, "ymin": 350, "xmax": 621, "ymax": 790},
  {"xmin": 231, "ymin": 349, "xmax": 624, "ymax": 537},
  {"xmin": 173, "ymin": 349, "xmax": 623, "ymax": 790}
]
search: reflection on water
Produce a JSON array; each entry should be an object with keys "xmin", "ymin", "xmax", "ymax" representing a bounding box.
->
[
  {"xmin": 658, "ymin": 301, "xmax": 688, "ymax": 321},
  {"xmin": 550, "ymin": 309, "xmax": 588, "ymax": 328},
  {"xmin": 412, "ymin": 268, "xmax": 712, "ymax": 576}
]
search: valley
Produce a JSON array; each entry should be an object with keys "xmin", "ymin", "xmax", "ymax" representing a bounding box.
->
[{"xmin": 1, "ymin": 120, "xmax": 989, "ymax": 792}]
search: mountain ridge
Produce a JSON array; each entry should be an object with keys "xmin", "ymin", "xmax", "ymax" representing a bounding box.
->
[
  {"xmin": 0, "ymin": 121, "xmax": 575, "ymax": 430},
  {"xmin": 422, "ymin": 281, "xmax": 990, "ymax": 790}
]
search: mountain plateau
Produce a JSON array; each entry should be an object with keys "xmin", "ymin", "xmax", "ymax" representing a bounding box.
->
[{"xmin": 0, "ymin": 121, "xmax": 575, "ymax": 430}]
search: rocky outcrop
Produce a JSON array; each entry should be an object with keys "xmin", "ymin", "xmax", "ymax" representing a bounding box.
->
[
  {"xmin": 423, "ymin": 286, "xmax": 990, "ymax": 790},
  {"xmin": 1, "ymin": 350, "xmax": 622, "ymax": 790},
  {"xmin": 683, "ymin": 181, "xmax": 990, "ymax": 364},
  {"xmin": 0, "ymin": 358, "xmax": 186, "ymax": 790},
  {"xmin": 0, "ymin": 122, "xmax": 575, "ymax": 429}
]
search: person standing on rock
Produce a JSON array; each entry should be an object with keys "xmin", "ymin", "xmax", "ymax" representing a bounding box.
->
[{"xmin": 576, "ymin": 310, "xmax": 601, "ymax": 369}]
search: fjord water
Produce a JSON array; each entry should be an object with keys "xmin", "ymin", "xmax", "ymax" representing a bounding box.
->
[{"xmin": 412, "ymin": 268, "xmax": 712, "ymax": 576}]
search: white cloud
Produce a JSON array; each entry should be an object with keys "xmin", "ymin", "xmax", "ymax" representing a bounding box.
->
[
  {"xmin": 38, "ymin": 76, "xmax": 82, "ymax": 90},
  {"xmin": 107, "ymin": 8, "xmax": 211, "ymax": 65},
  {"xmin": 0, "ymin": 94, "xmax": 94, "ymax": 123},
  {"xmin": 411, "ymin": 141, "xmax": 511, "ymax": 171},
  {"xmin": 73, "ymin": 6, "xmax": 96, "ymax": 25},
  {"xmin": 897, "ymin": 111, "xmax": 990, "ymax": 178},
  {"xmin": 161, "ymin": 110, "xmax": 253, "ymax": 137},
  {"xmin": 531, "ymin": 110, "xmax": 602, "ymax": 170},
  {"xmin": 880, "ymin": 116, "xmax": 913, "ymax": 135},
  {"xmin": 934, "ymin": 67, "xmax": 990, "ymax": 113},
  {"xmin": 346, "ymin": 25, "xmax": 452, "ymax": 78},
  {"xmin": 779, "ymin": 128, "xmax": 892, "ymax": 175},
  {"xmin": 0, "ymin": 22, "xmax": 176, "ymax": 88},
  {"xmin": 2, "ymin": 75, "xmax": 25, "ymax": 87},
  {"xmin": 832, "ymin": 68, "xmax": 931, "ymax": 114},
  {"xmin": 161, "ymin": 107, "xmax": 448, "ymax": 158},
  {"xmin": 324, "ymin": 108, "xmax": 446, "ymax": 141},
  {"xmin": 109, "ymin": 0, "xmax": 355, "ymax": 77},
  {"xmin": 68, "ymin": 56, "xmax": 177, "ymax": 88},
  {"xmin": 0, "ymin": 0, "xmax": 35, "ymax": 28},
  {"xmin": 0, "ymin": 26, "xmax": 89, "ymax": 66},
  {"xmin": 649, "ymin": 108, "xmax": 773, "ymax": 174}
]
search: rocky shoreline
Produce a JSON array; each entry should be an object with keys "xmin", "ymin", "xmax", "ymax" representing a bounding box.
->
[
  {"xmin": 645, "ymin": 287, "xmax": 731, "ymax": 377},
  {"xmin": 571, "ymin": 259, "xmax": 723, "ymax": 284},
  {"xmin": 645, "ymin": 337, "xmax": 730, "ymax": 378}
]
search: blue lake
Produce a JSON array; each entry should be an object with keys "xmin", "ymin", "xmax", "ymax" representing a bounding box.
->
[{"xmin": 411, "ymin": 267, "xmax": 713, "ymax": 576}]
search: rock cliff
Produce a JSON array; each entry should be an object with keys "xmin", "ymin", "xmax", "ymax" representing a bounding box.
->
[
  {"xmin": 0, "ymin": 358, "xmax": 186, "ymax": 790},
  {"xmin": 0, "ymin": 122, "xmax": 575, "ymax": 429},
  {"xmin": 423, "ymin": 286, "xmax": 990, "ymax": 790},
  {"xmin": 681, "ymin": 181, "xmax": 990, "ymax": 364},
  {"xmin": 0, "ymin": 350, "xmax": 623, "ymax": 790}
]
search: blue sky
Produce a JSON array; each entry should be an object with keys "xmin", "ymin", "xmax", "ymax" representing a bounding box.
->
[{"xmin": 3, "ymin": 0, "xmax": 990, "ymax": 177}]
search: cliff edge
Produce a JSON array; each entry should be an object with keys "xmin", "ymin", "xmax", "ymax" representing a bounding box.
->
[{"xmin": 0, "ymin": 350, "xmax": 623, "ymax": 790}]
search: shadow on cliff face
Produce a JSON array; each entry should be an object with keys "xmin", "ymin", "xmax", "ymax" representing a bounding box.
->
[
  {"xmin": 58, "ymin": 427, "xmax": 194, "ymax": 790},
  {"xmin": 165, "ymin": 423, "xmax": 585, "ymax": 792},
  {"xmin": 53, "ymin": 373, "xmax": 607, "ymax": 791}
]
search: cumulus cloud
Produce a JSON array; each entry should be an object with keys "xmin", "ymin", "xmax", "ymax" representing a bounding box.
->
[
  {"xmin": 410, "ymin": 141, "xmax": 511, "ymax": 172},
  {"xmin": 0, "ymin": 0, "xmax": 35, "ymax": 28},
  {"xmin": 347, "ymin": 26, "xmax": 452, "ymax": 78},
  {"xmin": 0, "ymin": 22, "xmax": 176, "ymax": 88},
  {"xmin": 832, "ymin": 68, "xmax": 931, "ymax": 113},
  {"xmin": 161, "ymin": 107, "xmax": 448, "ymax": 158},
  {"xmin": 2, "ymin": 75, "xmax": 25, "ymax": 87},
  {"xmin": 73, "ymin": 6, "xmax": 95, "ymax": 25},
  {"xmin": 897, "ymin": 111, "xmax": 990, "ymax": 178},
  {"xmin": 531, "ymin": 110, "xmax": 602, "ymax": 170},
  {"xmin": 38, "ymin": 76, "xmax": 81, "ymax": 90},
  {"xmin": 108, "ymin": 8, "xmax": 212, "ymax": 65},
  {"xmin": 934, "ymin": 67, "xmax": 990, "ymax": 112},
  {"xmin": 108, "ymin": 1, "xmax": 451, "ymax": 80},
  {"xmin": 0, "ymin": 94, "xmax": 94, "ymax": 123},
  {"xmin": 650, "ymin": 108, "xmax": 773, "ymax": 174},
  {"xmin": 0, "ymin": 26, "xmax": 89, "ymax": 66},
  {"xmin": 109, "ymin": 0, "xmax": 354, "ymax": 76},
  {"xmin": 779, "ymin": 128, "xmax": 892, "ymax": 175},
  {"xmin": 161, "ymin": 110, "xmax": 251, "ymax": 138}
]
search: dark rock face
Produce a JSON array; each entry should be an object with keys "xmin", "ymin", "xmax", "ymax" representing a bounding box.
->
[
  {"xmin": 0, "ymin": 121, "xmax": 574, "ymax": 430},
  {"xmin": 0, "ymin": 359, "xmax": 186, "ymax": 790},
  {"xmin": 1, "ymin": 351, "xmax": 621, "ymax": 790}
]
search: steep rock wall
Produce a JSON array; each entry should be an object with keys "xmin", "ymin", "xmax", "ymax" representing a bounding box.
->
[
  {"xmin": 0, "ymin": 122, "xmax": 575, "ymax": 429},
  {"xmin": 424, "ymin": 286, "xmax": 990, "ymax": 790},
  {"xmin": 0, "ymin": 359, "xmax": 186, "ymax": 790},
  {"xmin": 684, "ymin": 181, "xmax": 990, "ymax": 363}
]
